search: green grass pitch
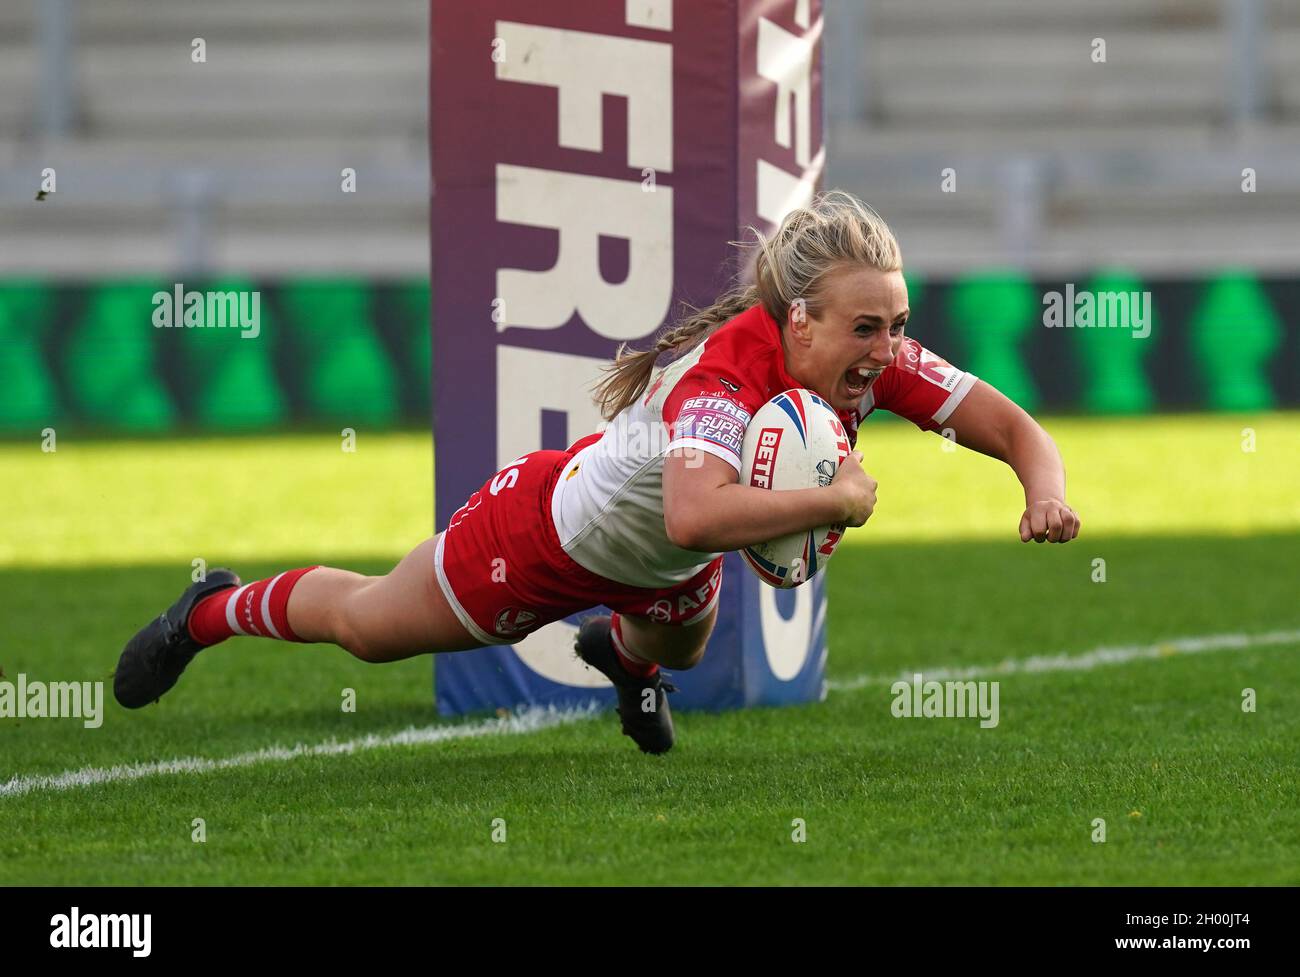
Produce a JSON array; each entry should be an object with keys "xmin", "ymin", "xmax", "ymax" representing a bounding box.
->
[{"xmin": 1, "ymin": 414, "xmax": 1298, "ymax": 884}]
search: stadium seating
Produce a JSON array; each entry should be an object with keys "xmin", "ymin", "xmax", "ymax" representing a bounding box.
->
[{"xmin": 0, "ymin": 0, "xmax": 1297, "ymax": 273}]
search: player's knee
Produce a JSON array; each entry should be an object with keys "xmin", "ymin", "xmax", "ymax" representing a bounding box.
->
[{"xmin": 654, "ymin": 640, "xmax": 707, "ymax": 671}]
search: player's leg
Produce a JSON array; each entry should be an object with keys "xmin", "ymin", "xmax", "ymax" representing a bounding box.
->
[
  {"xmin": 113, "ymin": 533, "xmax": 487, "ymax": 708},
  {"xmin": 186, "ymin": 534, "xmax": 484, "ymax": 661},
  {"xmin": 115, "ymin": 448, "xmax": 577, "ymax": 708},
  {"xmin": 572, "ymin": 603, "xmax": 717, "ymax": 756},
  {"xmin": 606, "ymin": 555, "xmax": 724, "ymax": 675},
  {"xmin": 285, "ymin": 535, "xmax": 486, "ymax": 663},
  {"xmin": 572, "ymin": 558, "xmax": 724, "ymax": 754},
  {"xmin": 614, "ymin": 600, "xmax": 718, "ymax": 671}
]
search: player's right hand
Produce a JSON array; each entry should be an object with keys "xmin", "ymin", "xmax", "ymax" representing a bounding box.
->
[{"xmin": 831, "ymin": 450, "xmax": 877, "ymax": 527}]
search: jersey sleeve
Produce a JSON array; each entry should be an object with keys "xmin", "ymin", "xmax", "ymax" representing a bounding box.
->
[
  {"xmin": 869, "ymin": 337, "xmax": 978, "ymax": 432},
  {"xmin": 662, "ymin": 373, "xmax": 755, "ymax": 474}
]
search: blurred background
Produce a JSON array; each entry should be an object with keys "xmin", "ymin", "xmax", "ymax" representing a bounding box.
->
[
  {"xmin": 4, "ymin": 3, "xmax": 1296, "ymax": 889},
  {"xmin": 0, "ymin": 0, "xmax": 1297, "ymax": 432}
]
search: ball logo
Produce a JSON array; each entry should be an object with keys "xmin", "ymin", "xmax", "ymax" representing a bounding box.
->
[
  {"xmin": 494, "ymin": 607, "xmax": 538, "ymax": 636},
  {"xmin": 750, "ymin": 427, "xmax": 782, "ymax": 489},
  {"xmin": 815, "ymin": 458, "xmax": 836, "ymax": 487},
  {"xmin": 812, "ymin": 416, "xmax": 850, "ymax": 487}
]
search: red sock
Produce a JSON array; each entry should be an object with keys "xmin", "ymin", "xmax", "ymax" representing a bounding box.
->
[
  {"xmin": 609, "ymin": 611, "xmax": 659, "ymax": 678},
  {"xmin": 187, "ymin": 567, "xmax": 320, "ymax": 646}
]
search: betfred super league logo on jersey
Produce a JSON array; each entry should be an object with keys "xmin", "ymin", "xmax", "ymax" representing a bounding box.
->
[
  {"xmin": 680, "ymin": 395, "xmax": 750, "ymax": 420},
  {"xmin": 675, "ymin": 396, "xmax": 752, "ymax": 457}
]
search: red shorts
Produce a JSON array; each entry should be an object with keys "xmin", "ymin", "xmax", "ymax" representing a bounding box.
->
[{"xmin": 434, "ymin": 442, "xmax": 724, "ymax": 645}]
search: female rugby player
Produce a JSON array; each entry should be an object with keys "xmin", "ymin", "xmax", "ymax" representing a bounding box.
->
[{"xmin": 114, "ymin": 191, "xmax": 1079, "ymax": 754}]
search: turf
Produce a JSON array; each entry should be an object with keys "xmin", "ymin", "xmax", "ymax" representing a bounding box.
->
[{"xmin": 1, "ymin": 414, "xmax": 1298, "ymax": 884}]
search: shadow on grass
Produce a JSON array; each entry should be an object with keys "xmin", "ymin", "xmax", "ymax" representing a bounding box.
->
[{"xmin": 3, "ymin": 532, "xmax": 1298, "ymax": 778}]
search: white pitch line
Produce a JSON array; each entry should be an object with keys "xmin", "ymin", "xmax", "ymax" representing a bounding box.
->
[
  {"xmin": 8, "ymin": 631, "xmax": 1299, "ymax": 797},
  {"xmin": 827, "ymin": 629, "xmax": 1300, "ymax": 693},
  {"xmin": 0, "ymin": 703, "xmax": 599, "ymax": 799}
]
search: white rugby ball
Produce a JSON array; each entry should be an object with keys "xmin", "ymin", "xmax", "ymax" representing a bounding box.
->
[{"xmin": 738, "ymin": 388, "xmax": 852, "ymax": 588}]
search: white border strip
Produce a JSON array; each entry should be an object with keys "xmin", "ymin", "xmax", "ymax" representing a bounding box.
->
[
  {"xmin": 433, "ymin": 530, "xmax": 500, "ymax": 646},
  {"xmin": 1, "ymin": 704, "xmax": 598, "ymax": 799},
  {"xmin": 828, "ymin": 629, "xmax": 1300, "ymax": 692},
  {"xmin": 932, "ymin": 371, "xmax": 979, "ymax": 425}
]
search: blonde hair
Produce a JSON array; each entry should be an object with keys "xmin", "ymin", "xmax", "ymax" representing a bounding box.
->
[{"xmin": 592, "ymin": 189, "xmax": 903, "ymax": 420}]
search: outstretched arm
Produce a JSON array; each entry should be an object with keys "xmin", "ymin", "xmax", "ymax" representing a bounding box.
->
[{"xmin": 940, "ymin": 379, "xmax": 1081, "ymax": 543}]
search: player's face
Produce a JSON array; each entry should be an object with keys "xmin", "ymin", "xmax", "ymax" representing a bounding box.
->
[{"xmin": 786, "ymin": 264, "xmax": 909, "ymax": 411}]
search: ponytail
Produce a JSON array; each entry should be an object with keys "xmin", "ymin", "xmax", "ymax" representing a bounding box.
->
[{"xmin": 593, "ymin": 283, "xmax": 758, "ymax": 421}]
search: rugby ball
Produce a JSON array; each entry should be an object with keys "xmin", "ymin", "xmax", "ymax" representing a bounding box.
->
[{"xmin": 738, "ymin": 389, "xmax": 852, "ymax": 588}]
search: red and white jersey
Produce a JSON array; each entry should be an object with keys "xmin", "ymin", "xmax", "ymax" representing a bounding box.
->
[{"xmin": 550, "ymin": 304, "xmax": 978, "ymax": 589}]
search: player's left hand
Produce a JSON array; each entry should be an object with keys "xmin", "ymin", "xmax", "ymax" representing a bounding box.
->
[{"xmin": 1019, "ymin": 499, "xmax": 1080, "ymax": 543}]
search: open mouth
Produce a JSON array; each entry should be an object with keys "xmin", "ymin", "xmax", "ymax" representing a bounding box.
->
[{"xmin": 843, "ymin": 366, "xmax": 881, "ymax": 398}]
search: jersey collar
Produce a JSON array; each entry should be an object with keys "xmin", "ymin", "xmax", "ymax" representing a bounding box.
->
[{"xmin": 754, "ymin": 303, "xmax": 804, "ymax": 394}]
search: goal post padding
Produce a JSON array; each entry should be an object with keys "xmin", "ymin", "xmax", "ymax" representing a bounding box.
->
[{"xmin": 430, "ymin": 0, "xmax": 828, "ymax": 714}]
